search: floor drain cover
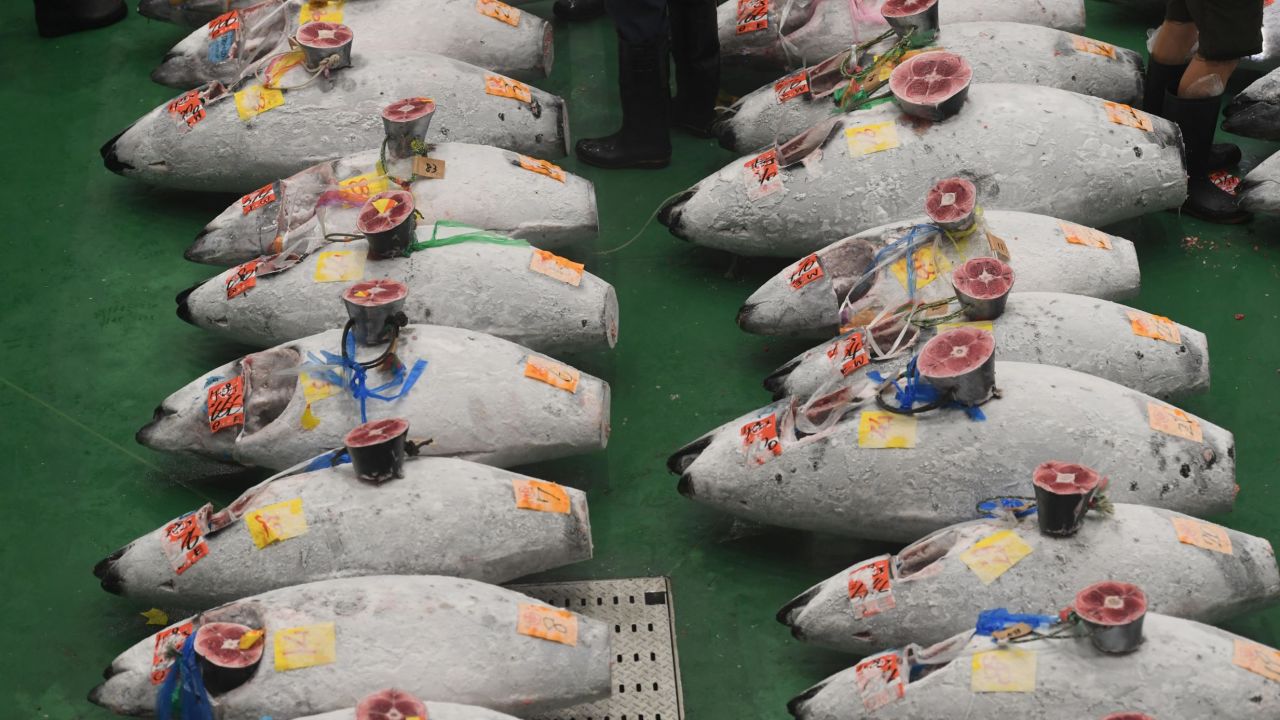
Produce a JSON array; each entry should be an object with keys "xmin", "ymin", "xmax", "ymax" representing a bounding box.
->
[{"xmin": 510, "ymin": 576, "xmax": 685, "ymax": 720}]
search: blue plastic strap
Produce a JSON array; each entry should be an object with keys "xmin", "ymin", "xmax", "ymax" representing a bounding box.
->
[
  {"xmin": 155, "ymin": 631, "xmax": 214, "ymax": 720},
  {"xmin": 974, "ymin": 608, "xmax": 1057, "ymax": 637},
  {"xmin": 303, "ymin": 449, "xmax": 351, "ymax": 473},
  {"xmin": 307, "ymin": 332, "xmax": 428, "ymax": 423},
  {"xmin": 976, "ymin": 497, "xmax": 1038, "ymax": 519}
]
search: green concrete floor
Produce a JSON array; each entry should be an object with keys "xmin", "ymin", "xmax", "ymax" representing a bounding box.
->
[{"xmin": 2, "ymin": 1, "xmax": 1279, "ymax": 717}]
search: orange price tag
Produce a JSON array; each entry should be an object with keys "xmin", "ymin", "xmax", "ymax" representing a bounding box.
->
[
  {"xmin": 1148, "ymin": 402, "xmax": 1203, "ymax": 442},
  {"xmin": 167, "ymin": 89, "xmax": 207, "ymax": 129},
  {"xmin": 736, "ymin": 0, "xmax": 768, "ymax": 33},
  {"xmin": 226, "ymin": 258, "xmax": 263, "ymax": 299},
  {"xmin": 524, "ymin": 355, "xmax": 580, "ymax": 393},
  {"xmin": 744, "ymin": 147, "xmax": 783, "ymax": 200},
  {"xmin": 529, "ymin": 249, "xmax": 584, "ymax": 287},
  {"xmin": 513, "ymin": 478, "xmax": 572, "ymax": 514},
  {"xmin": 240, "ymin": 182, "xmax": 277, "ymax": 215},
  {"xmin": 774, "ymin": 70, "xmax": 810, "ymax": 103},
  {"xmin": 854, "ymin": 650, "xmax": 906, "ymax": 711},
  {"xmin": 517, "ymin": 604, "xmax": 579, "ymax": 645},
  {"xmin": 788, "ymin": 254, "xmax": 824, "ymax": 290},
  {"xmin": 1171, "ymin": 516, "xmax": 1233, "ymax": 555},
  {"xmin": 1126, "ymin": 309, "xmax": 1181, "ymax": 344},
  {"xmin": 1071, "ymin": 35, "xmax": 1117, "ymax": 59},
  {"xmin": 517, "ymin": 154, "xmax": 566, "ymax": 182},
  {"xmin": 207, "ymin": 376, "xmax": 246, "ymax": 433},
  {"xmin": 485, "ymin": 73, "xmax": 532, "ymax": 103},
  {"xmin": 1234, "ymin": 639, "xmax": 1280, "ymax": 682},
  {"xmin": 826, "ymin": 331, "xmax": 870, "ymax": 376},
  {"xmin": 150, "ymin": 622, "xmax": 195, "ymax": 685},
  {"xmin": 208, "ymin": 10, "xmax": 239, "ymax": 38},
  {"xmin": 1060, "ymin": 221, "xmax": 1113, "ymax": 250},
  {"xmin": 161, "ymin": 512, "xmax": 210, "ymax": 575},
  {"xmin": 740, "ymin": 413, "xmax": 783, "ymax": 464},
  {"xmin": 478, "ymin": 0, "xmax": 521, "ymax": 26},
  {"xmin": 1103, "ymin": 101, "xmax": 1154, "ymax": 131},
  {"xmin": 847, "ymin": 556, "xmax": 895, "ymax": 618}
]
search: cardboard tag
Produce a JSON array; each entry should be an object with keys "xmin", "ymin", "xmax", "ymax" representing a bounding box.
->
[
  {"xmin": 513, "ymin": 478, "xmax": 572, "ymax": 514},
  {"xmin": 517, "ymin": 155, "xmax": 566, "ymax": 182},
  {"xmin": 936, "ymin": 320, "xmax": 994, "ymax": 333},
  {"xmin": 477, "ymin": 0, "xmax": 521, "ymax": 25},
  {"xmin": 226, "ymin": 258, "xmax": 263, "ymax": 299},
  {"xmin": 736, "ymin": 0, "xmax": 768, "ymax": 33},
  {"xmin": 244, "ymin": 498, "xmax": 309, "ymax": 548},
  {"xmin": 890, "ymin": 245, "xmax": 951, "ymax": 291},
  {"xmin": 854, "ymin": 651, "xmax": 906, "ymax": 711},
  {"xmin": 161, "ymin": 511, "xmax": 210, "ymax": 575},
  {"xmin": 1148, "ymin": 402, "xmax": 1203, "ymax": 442},
  {"xmin": 274, "ymin": 622, "xmax": 337, "ymax": 671},
  {"xmin": 972, "ymin": 648, "xmax": 1037, "ymax": 692},
  {"xmin": 847, "ymin": 556, "xmax": 896, "ymax": 618},
  {"xmin": 986, "ymin": 230, "xmax": 1011, "ymax": 260},
  {"xmin": 1126, "ymin": 309, "xmax": 1181, "ymax": 344},
  {"xmin": 207, "ymin": 376, "xmax": 246, "ymax": 433},
  {"xmin": 1209, "ymin": 169, "xmax": 1242, "ymax": 196},
  {"xmin": 846, "ymin": 121, "xmax": 900, "ymax": 155},
  {"xmin": 524, "ymin": 355, "xmax": 579, "ymax": 393},
  {"xmin": 1071, "ymin": 35, "xmax": 1117, "ymax": 59},
  {"xmin": 264, "ymin": 50, "xmax": 305, "ymax": 87},
  {"xmin": 299, "ymin": 372, "xmax": 341, "ymax": 403},
  {"xmin": 959, "ymin": 530, "xmax": 1034, "ymax": 585},
  {"xmin": 1060, "ymin": 221, "xmax": 1113, "ymax": 250},
  {"xmin": 240, "ymin": 182, "xmax": 277, "ymax": 215},
  {"xmin": 1234, "ymin": 639, "xmax": 1280, "ymax": 682},
  {"xmin": 235, "ymin": 84, "xmax": 285, "ymax": 120},
  {"xmin": 744, "ymin": 148, "xmax": 783, "ymax": 201},
  {"xmin": 299, "ymin": 0, "xmax": 344, "ymax": 23},
  {"xmin": 1103, "ymin": 101, "xmax": 1154, "ymax": 131},
  {"xmin": 740, "ymin": 413, "xmax": 784, "ymax": 464},
  {"xmin": 167, "ymin": 89, "xmax": 207, "ymax": 129},
  {"xmin": 485, "ymin": 73, "xmax": 532, "ymax": 103},
  {"xmin": 774, "ymin": 70, "xmax": 811, "ymax": 103},
  {"xmin": 1172, "ymin": 516, "xmax": 1233, "ymax": 555},
  {"xmin": 150, "ymin": 622, "xmax": 195, "ymax": 685},
  {"xmin": 858, "ymin": 411, "xmax": 917, "ymax": 448},
  {"xmin": 826, "ymin": 332, "xmax": 870, "ymax": 377},
  {"xmin": 517, "ymin": 604, "xmax": 579, "ymax": 645},
  {"xmin": 313, "ymin": 250, "xmax": 366, "ymax": 283},
  {"xmin": 412, "ymin": 155, "xmax": 447, "ymax": 179},
  {"xmin": 337, "ymin": 173, "xmax": 390, "ymax": 206},
  {"xmin": 529, "ymin": 249, "xmax": 584, "ymax": 287}
]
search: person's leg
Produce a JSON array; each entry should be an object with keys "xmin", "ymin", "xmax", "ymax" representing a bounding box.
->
[
  {"xmin": 1143, "ymin": 0, "xmax": 1197, "ymax": 115},
  {"xmin": 34, "ymin": 0, "xmax": 127, "ymax": 38},
  {"xmin": 669, "ymin": 0, "xmax": 721, "ymax": 137}
]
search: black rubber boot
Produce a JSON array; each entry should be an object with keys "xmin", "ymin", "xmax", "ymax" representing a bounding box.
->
[
  {"xmin": 1145, "ymin": 59, "xmax": 1241, "ymax": 167},
  {"xmin": 669, "ymin": 0, "xmax": 721, "ymax": 138},
  {"xmin": 1164, "ymin": 91, "xmax": 1250, "ymax": 224},
  {"xmin": 34, "ymin": 0, "xmax": 126, "ymax": 38},
  {"xmin": 553, "ymin": 0, "xmax": 606, "ymax": 22},
  {"xmin": 575, "ymin": 37, "xmax": 672, "ymax": 169}
]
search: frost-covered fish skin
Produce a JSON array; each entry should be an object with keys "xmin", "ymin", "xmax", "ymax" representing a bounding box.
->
[
  {"xmin": 180, "ymin": 238, "xmax": 619, "ymax": 353},
  {"xmin": 670, "ymin": 361, "xmax": 1234, "ymax": 542},
  {"xmin": 299, "ymin": 702, "xmax": 521, "ymax": 720},
  {"xmin": 779, "ymin": 504, "xmax": 1277, "ymax": 655},
  {"xmin": 136, "ymin": 325, "xmax": 609, "ymax": 470},
  {"xmin": 94, "ymin": 455, "xmax": 593, "ymax": 608},
  {"xmin": 1225, "ymin": 68, "xmax": 1280, "ymax": 140},
  {"xmin": 788, "ymin": 613, "xmax": 1280, "ymax": 719},
  {"xmin": 717, "ymin": 23, "xmax": 1144, "ymax": 153},
  {"xmin": 102, "ymin": 53, "xmax": 568, "ymax": 193},
  {"xmin": 139, "ymin": 0, "xmax": 545, "ymax": 26},
  {"xmin": 764, "ymin": 292, "xmax": 1207, "ymax": 401},
  {"xmin": 719, "ymin": 0, "xmax": 1086, "ymax": 70},
  {"xmin": 154, "ymin": 0, "xmax": 553, "ymax": 88},
  {"xmin": 88, "ymin": 575, "xmax": 611, "ymax": 718},
  {"xmin": 1240, "ymin": 150, "xmax": 1280, "ymax": 213},
  {"xmin": 661, "ymin": 85, "xmax": 1185, "ymax": 254},
  {"xmin": 187, "ymin": 144, "xmax": 597, "ymax": 265}
]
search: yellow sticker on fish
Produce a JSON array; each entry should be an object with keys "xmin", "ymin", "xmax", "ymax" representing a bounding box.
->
[
  {"xmin": 337, "ymin": 173, "xmax": 390, "ymax": 206},
  {"xmin": 524, "ymin": 355, "xmax": 580, "ymax": 393},
  {"xmin": 1147, "ymin": 402, "xmax": 1203, "ymax": 442},
  {"xmin": 512, "ymin": 478, "xmax": 572, "ymax": 514},
  {"xmin": 234, "ymin": 84, "xmax": 285, "ymax": 120},
  {"xmin": 274, "ymin": 622, "xmax": 336, "ymax": 671},
  {"xmin": 857, "ymin": 411, "xmax": 917, "ymax": 449},
  {"xmin": 300, "ymin": 402, "xmax": 320, "ymax": 431},
  {"xmin": 244, "ymin": 498, "xmax": 309, "ymax": 548},
  {"xmin": 959, "ymin": 530, "xmax": 1033, "ymax": 584},
  {"xmin": 889, "ymin": 245, "xmax": 952, "ymax": 291},
  {"xmin": 971, "ymin": 648, "xmax": 1037, "ymax": 692},
  {"xmin": 845, "ymin": 121, "xmax": 900, "ymax": 155},
  {"xmin": 263, "ymin": 50, "xmax": 305, "ymax": 88},
  {"xmin": 936, "ymin": 320, "xmax": 995, "ymax": 334},
  {"xmin": 313, "ymin": 250, "xmax": 366, "ymax": 283},
  {"xmin": 299, "ymin": 372, "xmax": 341, "ymax": 403},
  {"xmin": 299, "ymin": 0, "xmax": 344, "ymax": 24}
]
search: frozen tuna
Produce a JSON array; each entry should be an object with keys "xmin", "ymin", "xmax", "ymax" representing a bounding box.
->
[
  {"xmin": 154, "ymin": 0, "xmax": 553, "ymax": 88},
  {"xmin": 102, "ymin": 52, "xmax": 567, "ymax": 193},
  {"xmin": 1223, "ymin": 67, "xmax": 1280, "ymax": 140},
  {"xmin": 788, "ymin": 611, "xmax": 1280, "ymax": 719},
  {"xmin": 140, "ymin": 0, "xmax": 544, "ymax": 26},
  {"xmin": 299, "ymin": 694, "xmax": 520, "ymax": 720},
  {"xmin": 94, "ymin": 453, "xmax": 593, "ymax": 608},
  {"xmin": 670, "ymin": 361, "xmax": 1234, "ymax": 542},
  {"xmin": 721, "ymin": 0, "xmax": 1085, "ymax": 70},
  {"xmin": 88, "ymin": 575, "xmax": 611, "ymax": 718},
  {"xmin": 763, "ymin": 292, "xmax": 1207, "ymax": 401},
  {"xmin": 717, "ymin": 23, "xmax": 1143, "ymax": 153},
  {"xmin": 1240, "ymin": 150, "xmax": 1280, "ymax": 213},
  {"xmin": 779, "ymin": 504, "xmax": 1277, "ymax": 655},
  {"xmin": 136, "ymin": 324, "xmax": 609, "ymax": 470},
  {"xmin": 662, "ymin": 84, "xmax": 1185, "ymax": 254}
]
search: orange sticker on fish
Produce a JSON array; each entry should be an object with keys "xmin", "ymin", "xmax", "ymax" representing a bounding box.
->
[
  {"xmin": 207, "ymin": 10, "xmax": 239, "ymax": 38},
  {"xmin": 1171, "ymin": 516, "xmax": 1233, "ymax": 555},
  {"xmin": 167, "ymin": 89, "xmax": 208, "ymax": 129},
  {"xmin": 736, "ymin": 0, "xmax": 768, "ymax": 33},
  {"xmin": 517, "ymin": 155, "xmax": 566, "ymax": 182},
  {"xmin": 854, "ymin": 650, "xmax": 906, "ymax": 711},
  {"xmin": 513, "ymin": 478, "xmax": 572, "ymax": 514},
  {"xmin": 774, "ymin": 70, "xmax": 811, "ymax": 103},
  {"xmin": 524, "ymin": 355, "xmax": 580, "ymax": 393},
  {"xmin": 150, "ymin": 622, "xmax": 195, "ymax": 685},
  {"xmin": 1103, "ymin": 101, "xmax": 1154, "ymax": 131},
  {"xmin": 1060, "ymin": 221, "xmax": 1113, "ymax": 250},
  {"xmin": 478, "ymin": 0, "xmax": 521, "ymax": 26},
  {"xmin": 529, "ymin": 249, "xmax": 584, "ymax": 287},
  {"xmin": 226, "ymin": 258, "xmax": 264, "ymax": 299},
  {"xmin": 240, "ymin": 182, "xmax": 277, "ymax": 215},
  {"xmin": 744, "ymin": 147, "xmax": 783, "ymax": 200},
  {"xmin": 1147, "ymin": 401, "xmax": 1203, "ymax": 442},
  {"xmin": 1126, "ymin": 310, "xmax": 1181, "ymax": 344},
  {"xmin": 847, "ymin": 556, "xmax": 895, "ymax": 618},
  {"xmin": 485, "ymin": 73, "xmax": 532, "ymax": 103},
  {"xmin": 789, "ymin": 254, "xmax": 824, "ymax": 289},
  {"xmin": 207, "ymin": 376, "xmax": 246, "ymax": 433},
  {"xmin": 517, "ymin": 604, "xmax": 579, "ymax": 646},
  {"xmin": 740, "ymin": 413, "xmax": 783, "ymax": 463},
  {"xmin": 1071, "ymin": 35, "xmax": 1116, "ymax": 59},
  {"xmin": 827, "ymin": 331, "xmax": 870, "ymax": 376},
  {"xmin": 1234, "ymin": 639, "xmax": 1280, "ymax": 682},
  {"xmin": 161, "ymin": 512, "xmax": 210, "ymax": 575}
]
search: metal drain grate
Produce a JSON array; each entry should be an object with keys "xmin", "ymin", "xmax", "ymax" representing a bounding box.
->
[{"xmin": 510, "ymin": 576, "xmax": 685, "ymax": 720}]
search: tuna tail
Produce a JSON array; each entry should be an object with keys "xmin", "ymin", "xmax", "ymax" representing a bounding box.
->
[
  {"xmin": 763, "ymin": 357, "xmax": 801, "ymax": 399},
  {"xmin": 656, "ymin": 189, "xmax": 696, "ymax": 240},
  {"xmin": 100, "ymin": 125, "xmax": 136, "ymax": 175},
  {"xmin": 93, "ymin": 546, "xmax": 128, "ymax": 595},
  {"xmin": 787, "ymin": 677, "xmax": 832, "ymax": 718}
]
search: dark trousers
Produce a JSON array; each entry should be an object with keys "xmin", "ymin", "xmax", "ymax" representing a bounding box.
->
[{"xmin": 606, "ymin": 0, "xmax": 669, "ymax": 43}]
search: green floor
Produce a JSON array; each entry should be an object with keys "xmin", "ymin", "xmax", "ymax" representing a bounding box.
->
[{"xmin": 2, "ymin": 1, "xmax": 1279, "ymax": 717}]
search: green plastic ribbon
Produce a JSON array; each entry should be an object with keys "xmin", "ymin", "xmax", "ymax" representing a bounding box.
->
[{"xmin": 404, "ymin": 220, "xmax": 530, "ymax": 255}]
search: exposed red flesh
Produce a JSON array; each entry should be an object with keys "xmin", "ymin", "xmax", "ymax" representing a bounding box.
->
[
  {"xmin": 345, "ymin": 418, "xmax": 410, "ymax": 448},
  {"xmin": 924, "ymin": 178, "xmax": 976, "ymax": 224},
  {"xmin": 343, "ymin": 278, "xmax": 409, "ymax": 308},
  {"xmin": 382, "ymin": 97, "xmax": 436, "ymax": 122},
  {"xmin": 296, "ymin": 21, "xmax": 353, "ymax": 48},
  {"xmin": 1075, "ymin": 581, "xmax": 1148, "ymax": 626},
  {"xmin": 356, "ymin": 688, "xmax": 430, "ymax": 720},
  {"xmin": 916, "ymin": 327, "xmax": 994, "ymax": 378},
  {"xmin": 356, "ymin": 190, "xmax": 415, "ymax": 234},
  {"xmin": 889, "ymin": 52, "xmax": 972, "ymax": 105},
  {"xmin": 193, "ymin": 622, "xmax": 264, "ymax": 668},
  {"xmin": 881, "ymin": 0, "xmax": 937, "ymax": 17},
  {"xmin": 952, "ymin": 257, "xmax": 1014, "ymax": 300},
  {"xmin": 1032, "ymin": 461, "xmax": 1101, "ymax": 495}
]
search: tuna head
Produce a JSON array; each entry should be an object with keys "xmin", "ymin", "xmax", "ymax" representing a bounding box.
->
[
  {"xmin": 738, "ymin": 239, "xmax": 878, "ymax": 338},
  {"xmin": 151, "ymin": 1, "xmax": 291, "ymax": 89},
  {"xmin": 1222, "ymin": 71, "xmax": 1280, "ymax": 141},
  {"xmin": 101, "ymin": 82, "xmax": 231, "ymax": 185},
  {"xmin": 669, "ymin": 400, "xmax": 793, "ymax": 498}
]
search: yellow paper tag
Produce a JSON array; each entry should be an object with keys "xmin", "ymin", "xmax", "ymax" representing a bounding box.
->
[
  {"xmin": 971, "ymin": 648, "xmax": 1037, "ymax": 692},
  {"xmin": 513, "ymin": 478, "xmax": 572, "ymax": 514},
  {"xmin": 485, "ymin": 73, "xmax": 532, "ymax": 103},
  {"xmin": 300, "ymin": 402, "xmax": 320, "ymax": 431},
  {"xmin": 1071, "ymin": 35, "xmax": 1117, "ymax": 59},
  {"xmin": 516, "ymin": 604, "xmax": 579, "ymax": 646},
  {"xmin": 234, "ymin": 84, "xmax": 285, "ymax": 120},
  {"xmin": 518, "ymin": 155, "xmax": 567, "ymax": 182},
  {"xmin": 337, "ymin": 173, "xmax": 390, "ymax": 206},
  {"xmin": 1148, "ymin": 402, "xmax": 1203, "ymax": 442},
  {"xmin": 1171, "ymin": 516, "xmax": 1233, "ymax": 554},
  {"xmin": 845, "ymin": 121, "xmax": 900, "ymax": 155},
  {"xmin": 313, "ymin": 250, "xmax": 366, "ymax": 283},
  {"xmin": 263, "ymin": 50, "xmax": 305, "ymax": 87},
  {"xmin": 299, "ymin": 372, "xmax": 341, "ymax": 403},
  {"xmin": 244, "ymin": 498, "xmax": 309, "ymax": 548},
  {"xmin": 1234, "ymin": 639, "xmax": 1280, "ymax": 682},
  {"xmin": 857, "ymin": 411, "xmax": 917, "ymax": 449},
  {"xmin": 958, "ymin": 530, "xmax": 1034, "ymax": 585},
  {"xmin": 935, "ymin": 320, "xmax": 995, "ymax": 334},
  {"xmin": 274, "ymin": 622, "xmax": 337, "ymax": 671},
  {"xmin": 412, "ymin": 155, "xmax": 447, "ymax": 179},
  {"xmin": 1103, "ymin": 101, "xmax": 1154, "ymax": 131},
  {"xmin": 238, "ymin": 629, "xmax": 265, "ymax": 650},
  {"xmin": 299, "ymin": 0, "xmax": 344, "ymax": 23},
  {"xmin": 141, "ymin": 608, "xmax": 170, "ymax": 626},
  {"xmin": 1060, "ymin": 221, "xmax": 1113, "ymax": 250},
  {"xmin": 477, "ymin": 0, "xmax": 521, "ymax": 25},
  {"xmin": 529, "ymin": 249, "xmax": 584, "ymax": 287},
  {"xmin": 524, "ymin": 355, "xmax": 580, "ymax": 393},
  {"xmin": 1126, "ymin": 310, "xmax": 1181, "ymax": 344},
  {"xmin": 889, "ymin": 245, "xmax": 952, "ymax": 291}
]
